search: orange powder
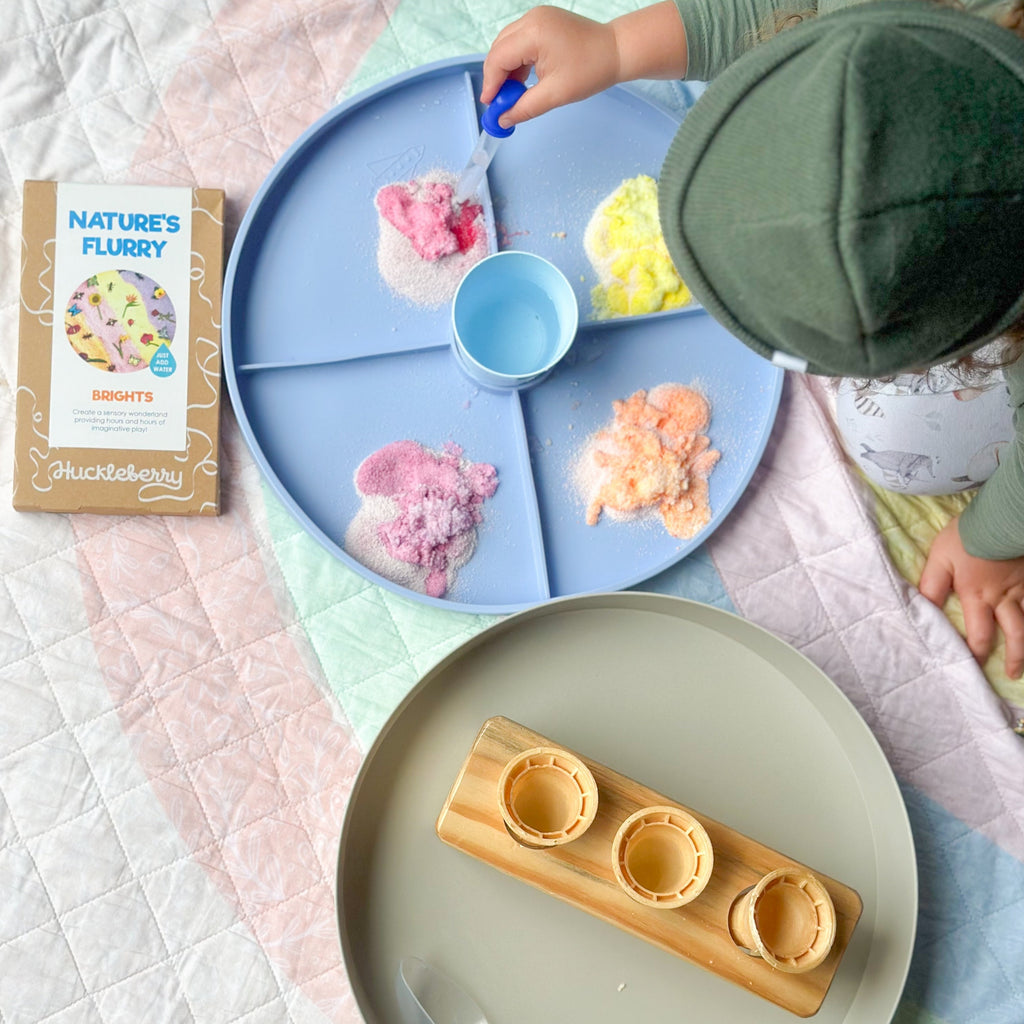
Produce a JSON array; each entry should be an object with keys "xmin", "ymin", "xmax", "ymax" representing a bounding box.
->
[{"xmin": 577, "ymin": 383, "xmax": 720, "ymax": 539}]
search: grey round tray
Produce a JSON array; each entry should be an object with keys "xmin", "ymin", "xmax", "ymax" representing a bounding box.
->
[{"xmin": 336, "ymin": 593, "xmax": 916, "ymax": 1023}]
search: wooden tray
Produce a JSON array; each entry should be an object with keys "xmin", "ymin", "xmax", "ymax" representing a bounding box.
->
[{"xmin": 436, "ymin": 716, "xmax": 863, "ymax": 1018}]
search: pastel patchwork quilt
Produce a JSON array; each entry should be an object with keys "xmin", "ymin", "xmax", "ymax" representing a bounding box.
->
[{"xmin": 2, "ymin": 2, "xmax": 1023, "ymax": 1023}]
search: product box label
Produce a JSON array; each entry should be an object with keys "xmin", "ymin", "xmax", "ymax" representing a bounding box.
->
[{"xmin": 14, "ymin": 181, "xmax": 224, "ymax": 515}]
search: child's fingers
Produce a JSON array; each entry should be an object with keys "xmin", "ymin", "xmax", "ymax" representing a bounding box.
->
[
  {"xmin": 918, "ymin": 558, "xmax": 953, "ymax": 608},
  {"xmin": 961, "ymin": 595, "xmax": 998, "ymax": 666},
  {"xmin": 995, "ymin": 597, "xmax": 1024, "ymax": 678},
  {"xmin": 494, "ymin": 79, "xmax": 563, "ymax": 128},
  {"xmin": 481, "ymin": 59, "xmax": 531, "ymax": 104},
  {"xmin": 481, "ymin": 23, "xmax": 536, "ymax": 103}
]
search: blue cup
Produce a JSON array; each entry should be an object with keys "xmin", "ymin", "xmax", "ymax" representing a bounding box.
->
[{"xmin": 451, "ymin": 251, "xmax": 578, "ymax": 390}]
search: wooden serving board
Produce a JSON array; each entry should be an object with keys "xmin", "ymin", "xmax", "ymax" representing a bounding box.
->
[{"xmin": 436, "ymin": 716, "xmax": 863, "ymax": 1018}]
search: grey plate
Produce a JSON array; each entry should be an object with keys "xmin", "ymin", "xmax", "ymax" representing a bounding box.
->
[{"xmin": 336, "ymin": 593, "xmax": 917, "ymax": 1023}]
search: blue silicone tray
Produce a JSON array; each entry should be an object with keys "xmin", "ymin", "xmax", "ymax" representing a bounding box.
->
[{"xmin": 223, "ymin": 58, "xmax": 782, "ymax": 613}]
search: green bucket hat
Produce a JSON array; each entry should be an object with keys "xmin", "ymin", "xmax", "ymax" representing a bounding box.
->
[{"xmin": 659, "ymin": 1, "xmax": 1024, "ymax": 376}]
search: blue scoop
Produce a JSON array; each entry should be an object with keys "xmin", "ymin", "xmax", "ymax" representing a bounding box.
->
[{"xmin": 454, "ymin": 79, "xmax": 528, "ymax": 201}]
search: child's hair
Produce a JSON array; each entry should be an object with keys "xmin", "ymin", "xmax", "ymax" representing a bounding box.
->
[
  {"xmin": 755, "ymin": 0, "xmax": 1024, "ymax": 382},
  {"xmin": 1002, "ymin": 0, "xmax": 1024, "ymax": 33}
]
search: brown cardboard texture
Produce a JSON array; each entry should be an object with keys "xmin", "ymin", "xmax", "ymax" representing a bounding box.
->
[{"xmin": 14, "ymin": 180, "xmax": 224, "ymax": 515}]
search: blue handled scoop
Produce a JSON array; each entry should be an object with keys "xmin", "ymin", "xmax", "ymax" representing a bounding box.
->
[{"xmin": 454, "ymin": 79, "xmax": 527, "ymax": 202}]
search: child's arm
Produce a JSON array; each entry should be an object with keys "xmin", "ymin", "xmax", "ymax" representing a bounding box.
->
[{"xmin": 480, "ymin": 3, "xmax": 688, "ymax": 129}]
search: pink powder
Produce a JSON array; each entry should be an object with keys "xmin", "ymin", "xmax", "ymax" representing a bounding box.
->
[
  {"xmin": 345, "ymin": 440, "xmax": 498, "ymax": 598},
  {"xmin": 375, "ymin": 170, "xmax": 488, "ymax": 308},
  {"xmin": 376, "ymin": 179, "xmax": 474, "ymax": 260}
]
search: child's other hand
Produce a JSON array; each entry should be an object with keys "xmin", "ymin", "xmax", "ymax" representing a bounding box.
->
[
  {"xmin": 481, "ymin": 3, "xmax": 687, "ymax": 129},
  {"xmin": 919, "ymin": 516, "xmax": 1024, "ymax": 679},
  {"xmin": 481, "ymin": 8, "xmax": 619, "ymax": 127}
]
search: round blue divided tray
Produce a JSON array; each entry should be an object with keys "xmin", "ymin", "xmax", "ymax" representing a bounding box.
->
[{"xmin": 223, "ymin": 58, "xmax": 783, "ymax": 613}]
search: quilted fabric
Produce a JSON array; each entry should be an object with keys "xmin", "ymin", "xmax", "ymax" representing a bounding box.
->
[{"xmin": 2, "ymin": 2, "xmax": 1023, "ymax": 1023}]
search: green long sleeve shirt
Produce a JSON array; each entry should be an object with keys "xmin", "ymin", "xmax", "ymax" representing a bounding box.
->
[
  {"xmin": 959, "ymin": 357, "xmax": 1024, "ymax": 559},
  {"xmin": 671, "ymin": 0, "xmax": 1024, "ymax": 558}
]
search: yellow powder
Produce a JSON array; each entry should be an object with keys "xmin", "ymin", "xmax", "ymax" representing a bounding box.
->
[{"xmin": 584, "ymin": 175, "xmax": 690, "ymax": 318}]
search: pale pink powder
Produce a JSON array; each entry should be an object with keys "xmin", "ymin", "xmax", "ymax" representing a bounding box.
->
[{"xmin": 345, "ymin": 440, "xmax": 498, "ymax": 598}]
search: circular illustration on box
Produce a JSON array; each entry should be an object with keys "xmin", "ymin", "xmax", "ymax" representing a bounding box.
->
[{"xmin": 65, "ymin": 269, "xmax": 176, "ymax": 373}]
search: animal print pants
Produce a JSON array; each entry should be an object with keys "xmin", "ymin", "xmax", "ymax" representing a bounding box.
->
[{"xmin": 827, "ymin": 350, "xmax": 1017, "ymax": 496}]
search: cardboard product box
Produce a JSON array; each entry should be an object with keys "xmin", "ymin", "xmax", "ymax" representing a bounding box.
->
[{"xmin": 14, "ymin": 180, "xmax": 225, "ymax": 515}]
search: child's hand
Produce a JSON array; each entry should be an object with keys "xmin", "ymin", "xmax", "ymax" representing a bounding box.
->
[
  {"xmin": 481, "ymin": 8, "xmax": 619, "ymax": 127},
  {"xmin": 481, "ymin": 3, "xmax": 687, "ymax": 129},
  {"xmin": 919, "ymin": 516, "xmax": 1024, "ymax": 679}
]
